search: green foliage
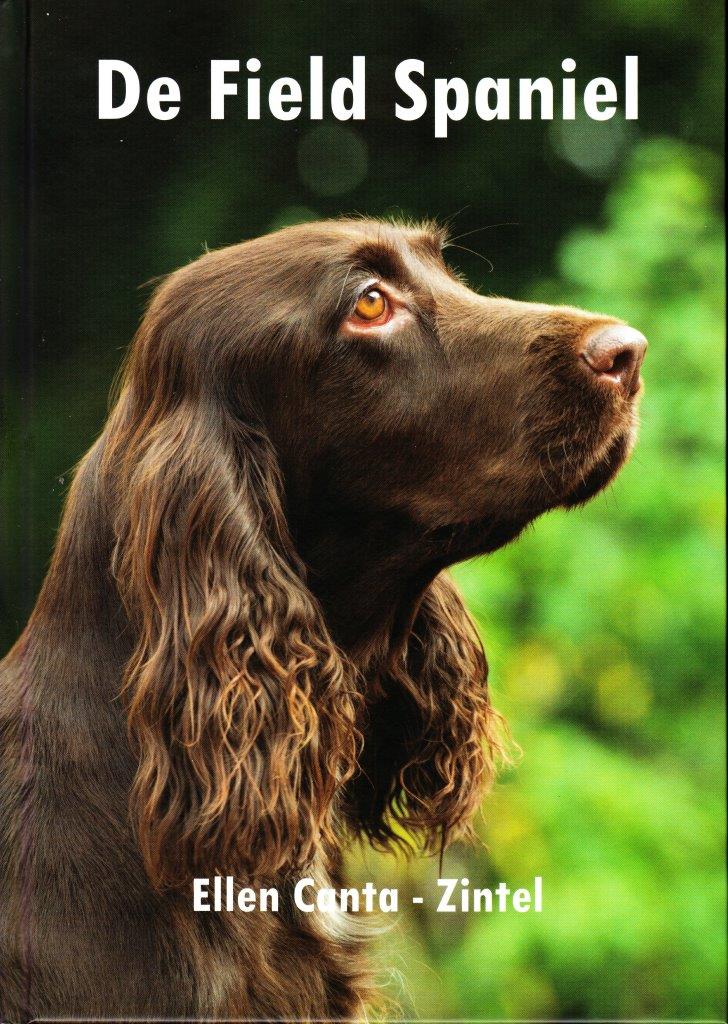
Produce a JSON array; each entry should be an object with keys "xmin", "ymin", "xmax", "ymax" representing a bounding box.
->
[{"xmin": 351, "ymin": 138, "xmax": 726, "ymax": 1019}]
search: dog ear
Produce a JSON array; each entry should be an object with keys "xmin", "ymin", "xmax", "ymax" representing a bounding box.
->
[
  {"xmin": 348, "ymin": 572, "xmax": 506, "ymax": 853},
  {"xmin": 102, "ymin": 320, "xmax": 359, "ymax": 890}
]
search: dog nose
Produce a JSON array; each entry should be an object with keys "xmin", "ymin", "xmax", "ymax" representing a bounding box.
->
[{"xmin": 582, "ymin": 324, "xmax": 647, "ymax": 397}]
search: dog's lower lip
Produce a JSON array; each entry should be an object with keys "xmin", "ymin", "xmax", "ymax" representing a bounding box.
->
[{"xmin": 561, "ymin": 430, "xmax": 631, "ymax": 506}]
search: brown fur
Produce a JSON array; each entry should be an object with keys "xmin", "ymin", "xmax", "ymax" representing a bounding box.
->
[{"xmin": 0, "ymin": 218, "xmax": 643, "ymax": 1021}]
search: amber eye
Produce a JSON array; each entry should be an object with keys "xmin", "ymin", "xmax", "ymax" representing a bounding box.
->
[{"xmin": 354, "ymin": 288, "xmax": 386, "ymax": 321}]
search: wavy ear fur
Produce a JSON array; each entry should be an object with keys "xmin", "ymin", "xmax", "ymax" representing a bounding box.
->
[
  {"xmin": 103, "ymin": 388, "xmax": 359, "ymax": 889},
  {"xmin": 349, "ymin": 573, "xmax": 505, "ymax": 853}
]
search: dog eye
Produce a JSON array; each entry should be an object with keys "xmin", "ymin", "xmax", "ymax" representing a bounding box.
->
[{"xmin": 354, "ymin": 289, "xmax": 386, "ymax": 321}]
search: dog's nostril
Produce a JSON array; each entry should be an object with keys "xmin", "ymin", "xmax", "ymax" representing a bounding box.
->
[
  {"xmin": 610, "ymin": 348, "xmax": 636, "ymax": 376},
  {"xmin": 582, "ymin": 324, "xmax": 647, "ymax": 396}
]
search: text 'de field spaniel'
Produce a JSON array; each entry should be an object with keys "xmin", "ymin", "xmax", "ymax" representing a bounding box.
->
[{"xmin": 0, "ymin": 218, "xmax": 646, "ymax": 1021}]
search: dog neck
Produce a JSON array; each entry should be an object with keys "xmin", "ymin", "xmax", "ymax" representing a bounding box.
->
[
  {"xmin": 289, "ymin": 502, "xmax": 431, "ymax": 655},
  {"xmin": 289, "ymin": 493, "xmax": 524, "ymax": 658}
]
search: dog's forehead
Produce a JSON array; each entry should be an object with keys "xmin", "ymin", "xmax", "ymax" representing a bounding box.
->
[
  {"xmin": 262, "ymin": 218, "xmax": 443, "ymax": 269},
  {"xmin": 227, "ymin": 218, "xmax": 447, "ymax": 303},
  {"xmin": 338, "ymin": 220, "xmax": 448, "ymax": 292},
  {"xmin": 341, "ymin": 219, "xmax": 444, "ymax": 263}
]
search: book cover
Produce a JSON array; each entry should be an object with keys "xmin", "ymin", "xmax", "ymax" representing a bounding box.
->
[{"xmin": 0, "ymin": 2, "xmax": 724, "ymax": 1021}]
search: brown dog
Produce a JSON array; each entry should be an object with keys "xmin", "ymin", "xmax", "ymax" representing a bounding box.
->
[{"xmin": 0, "ymin": 218, "xmax": 646, "ymax": 1020}]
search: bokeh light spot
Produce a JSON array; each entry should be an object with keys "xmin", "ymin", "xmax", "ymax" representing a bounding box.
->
[{"xmin": 297, "ymin": 124, "xmax": 368, "ymax": 197}]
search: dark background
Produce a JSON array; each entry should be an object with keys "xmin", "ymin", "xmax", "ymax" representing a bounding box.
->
[{"xmin": 0, "ymin": 1, "xmax": 724, "ymax": 1018}]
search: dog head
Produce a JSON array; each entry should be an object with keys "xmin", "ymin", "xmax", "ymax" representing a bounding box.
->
[{"xmin": 100, "ymin": 218, "xmax": 645, "ymax": 884}]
